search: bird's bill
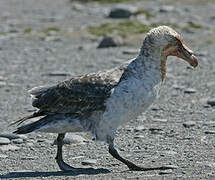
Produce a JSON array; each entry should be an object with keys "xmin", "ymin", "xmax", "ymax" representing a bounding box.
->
[{"xmin": 177, "ymin": 44, "xmax": 198, "ymax": 68}]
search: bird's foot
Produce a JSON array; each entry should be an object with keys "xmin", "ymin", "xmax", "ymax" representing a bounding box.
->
[
  {"xmin": 127, "ymin": 162, "xmax": 178, "ymax": 171},
  {"xmin": 56, "ymin": 159, "xmax": 95, "ymax": 172},
  {"xmin": 56, "ymin": 159, "xmax": 77, "ymax": 171}
]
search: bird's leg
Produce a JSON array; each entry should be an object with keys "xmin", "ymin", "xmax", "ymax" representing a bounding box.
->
[
  {"xmin": 107, "ymin": 136, "xmax": 176, "ymax": 171},
  {"xmin": 55, "ymin": 133, "xmax": 76, "ymax": 171}
]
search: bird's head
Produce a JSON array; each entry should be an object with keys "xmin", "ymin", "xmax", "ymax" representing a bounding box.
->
[
  {"xmin": 140, "ymin": 26, "xmax": 198, "ymax": 80},
  {"xmin": 142, "ymin": 26, "xmax": 198, "ymax": 68}
]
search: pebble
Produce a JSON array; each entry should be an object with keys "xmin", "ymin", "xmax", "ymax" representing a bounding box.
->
[
  {"xmin": 202, "ymin": 121, "xmax": 215, "ymax": 126},
  {"xmin": 134, "ymin": 125, "xmax": 146, "ymax": 132},
  {"xmin": 0, "ymin": 133, "xmax": 20, "ymax": 140},
  {"xmin": 134, "ymin": 135, "xmax": 145, "ymax": 139},
  {"xmin": 12, "ymin": 138, "xmax": 24, "ymax": 144},
  {"xmin": 184, "ymin": 88, "xmax": 197, "ymax": 94},
  {"xmin": 206, "ymin": 82, "xmax": 215, "ymax": 87},
  {"xmin": 108, "ymin": 8, "xmax": 132, "ymax": 19},
  {"xmin": 42, "ymin": 72, "xmax": 71, "ymax": 77},
  {"xmin": 0, "ymin": 153, "xmax": 8, "ymax": 158},
  {"xmin": 153, "ymin": 118, "xmax": 167, "ymax": 123},
  {"xmin": 97, "ymin": 36, "xmax": 123, "ymax": 48},
  {"xmin": 0, "ymin": 81, "xmax": 6, "ymax": 87},
  {"xmin": 159, "ymin": 5, "xmax": 175, "ymax": 13},
  {"xmin": 162, "ymin": 165, "xmax": 178, "ymax": 169},
  {"xmin": 159, "ymin": 169, "xmax": 173, "ymax": 175},
  {"xmin": 0, "ymin": 76, "xmax": 5, "ymax": 81},
  {"xmin": 122, "ymin": 49, "xmax": 139, "ymax": 55},
  {"xmin": 0, "ymin": 144, "xmax": 20, "ymax": 151},
  {"xmin": 183, "ymin": 121, "xmax": 196, "ymax": 128},
  {"xmin": 161, "ymin": 150, "xmax": 177, "ymax": 156},
  {"xmin": 0, "ymin": 137, "xmax": 11, "ymax": 145},
  {"xmin": 207, "ymin": 98, "xmax": 215, "ymax": 107},
  {"xmin": 172, "ymin": 84, "xmax": 185, "ymax": 90},
  {"xmin": 26, "ymin": 142, "xmax": 34, "ymax": 147},
  {"xmin": 53, "ymin": 134, "xmax": 87, "ymax": 145},
  {"xmin": 205, "ymin": 131, "xmax": 215, "ymax": 134},
  {"xmin": 149, "ymin": 128, "xmax": 163, "ymax": 134},
  {"xmin": 81, "ymin": 159, "xmax": 97, "ymax": 166}
]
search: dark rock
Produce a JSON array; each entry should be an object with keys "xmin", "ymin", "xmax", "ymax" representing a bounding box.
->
[
  {"xmin": 207, "ymin": 98, "xmax": 215, "ymax": 107},
  {"xmin": 108, "ymin": 8, "xmax": 132, "ymax": 19},
  {"xmin": 97, "ymin": 36, "xmax": 123, "ymax": 48},
  {"xmin": 183, "ymin": 121, "xmax": 196, "ymax": 128}
]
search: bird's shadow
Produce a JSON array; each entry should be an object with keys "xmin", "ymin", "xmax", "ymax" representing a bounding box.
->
[{"xmin": 0, "ymin": 168, "xmax": 110, "ymax": 179}]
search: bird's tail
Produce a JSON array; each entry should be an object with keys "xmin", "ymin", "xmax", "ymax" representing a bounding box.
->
[
  {"xmin": 9, "ymin": 111, "xmax": 45, "ymax": 127},
  {"xmin": 13, "ymin": 115, "xmax": 53, "ymax": 134}
]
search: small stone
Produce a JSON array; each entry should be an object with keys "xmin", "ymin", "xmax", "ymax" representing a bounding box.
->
[
  {"xmin": 149, "ymin": 128, "xmax": 163, "ymax": 134},
  {"xmin": 184, "ymin": 88, "xmax": 197, "ymax": 94},
  {"xmin": 0, "ymin": 81, "xmax": 6, "ymax": 87},
  {"xmin": 81, "ymin": 159, "xmax": 97, "ymax": 166},
  {"xmin": 122, "ymin": 49, "xmax": 139, "ymax": 55},
  {"xmin": 206, "ymin": 82, "xmax": 215, "ymax": 88},
  {"xmin": 134, "ymin": 125, "xmax": 146, "ymax": 132},
  {"xmin": 0, "ymin": 137, "xmax": 10, "ymax": 145},
  {"xmin": 207, "ymin": 98, "xmax": 215, "ymax": 107},
  {"xmin": 153, "ymin": 118, "xmax": 167, "ymax": 123},
  {"xmin": 205, "ymin": 131, "xmax": 215, "ymax": 134},
  {"xmin": 0, "ymin": 144, "xmax": 20, "ymax": 151},
  {"xmin": 108, "ymin": 8, "xmax": 132, "ymax": 19},
  {"xmin": 134, "ymin": 135, "xmax": 145, "ymax": 139},
  {"xmin": 183, "ymin": 121, "xmax": 196, "ymax": 128},
  {"xmin": 12, "ymin": 138, "xmax": 24, "ymax": 144},
  {"xmin": 26, "ymin": 142, "xmax": 34, "ymax": 147},
  {"xmin": 162, "ymin": 151, "xmax": 177, "ymax": 156},
  {"xmin": 159, "ymin": 169, "xmax": 173, "ymax": 175},
  {"xmin": 97, "ymin": 36, "xmax": 123, "ymax": 48},
  {"xmin": 150, "ymin": 105, "xmax": 160, "ymax": 111},
  {"xmin": 0, "ymin": 153, "xmax": 8, "ymax": 158},
  {"xmin": 18, "ymin": 135, "xmax": 28, "ymax": 140},
  {"xmin": 45, "ymin": 36, "xmax": 61, "ymax": 41},
  {"xmin": 42, "ymin": 72, "xmax": 71, "ymax": 77},
  {"xmin": 0, "ymin": 133, "xmax": 20, "ymax": 140},
  {"xmin": 0, "ymin": 76, "xmax": 5, "ymax": 81},
  {"xmin": 172, "ymin": 84, "xmax": 185, "ymax": 90},
  {"xmin": 159, "ymin": 5, "xmax": 175, "ymax": 13},
  {"xmin": 162, "ymin": 165, "xmax": 178, "ymax": 169},
  {"xmin": 202, "ymin": 121, "xmax": 215, "ymax": 126}
]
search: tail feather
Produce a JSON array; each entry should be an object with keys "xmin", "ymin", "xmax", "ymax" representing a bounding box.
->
[
  {"xmin": 9, "ymin": 111, "xmax": 45, "ymax": 127},
  {"xmin": 13, "ymin": 115, "xmax": 51, "ymax": 134}
]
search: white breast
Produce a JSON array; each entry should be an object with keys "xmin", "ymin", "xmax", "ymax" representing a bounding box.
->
[{"xmin": 96, "ymin": 75, "xmax": 162, "ymax": 141}]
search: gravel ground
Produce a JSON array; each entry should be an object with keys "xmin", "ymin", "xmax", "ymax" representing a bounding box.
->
[{"xmin": 0, "ymin": 0, "xmax": 215, "ymax": 179}]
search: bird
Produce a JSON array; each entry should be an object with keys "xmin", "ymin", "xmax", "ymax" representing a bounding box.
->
[{"xmin": 10, "ymin": 26, "xmax": 198, "ymax": 172}]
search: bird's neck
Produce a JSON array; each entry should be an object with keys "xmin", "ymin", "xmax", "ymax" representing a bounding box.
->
[{"xmin": 139, "ymin": 40, "xmax": 167, "ymax": 81}]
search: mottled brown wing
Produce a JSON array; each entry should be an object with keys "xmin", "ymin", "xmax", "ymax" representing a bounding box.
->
[{"xmin": 30, "ymin": 64, "xmax": 128, "ymax": 115}]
